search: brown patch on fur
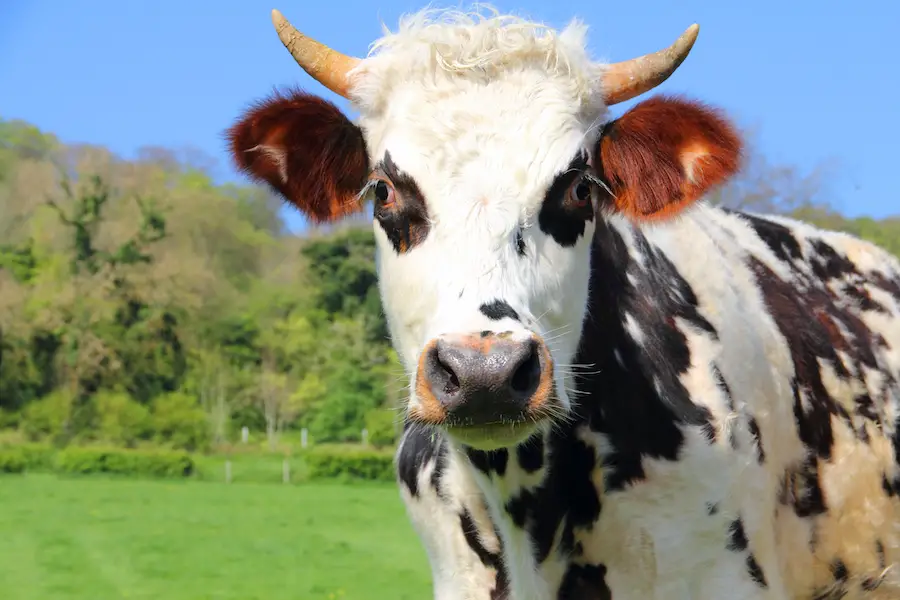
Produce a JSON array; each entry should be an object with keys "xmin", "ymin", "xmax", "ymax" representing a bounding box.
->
[
  {"xmin": 596, "ymin": 95, "xmax": 742, "ymax": 222},
  {"xmin": 226, "ymin": 88, "xmax": 368, "ymax": 223},
  {"xmin": 413, "ymin": 339, "xmax": 448, "ymax": 424},
  {"xmin": 527, "ymin": 339, "xmax": 555, "ymax": 414}
]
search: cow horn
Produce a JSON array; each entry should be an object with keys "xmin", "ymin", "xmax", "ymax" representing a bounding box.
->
[
  {"xmin": 270, "ymin": 9, "xmax": 360, "ymax": 98},
  {"xmin": 600, "ymin": 24, "xmax": 700, "ymax": 106}
]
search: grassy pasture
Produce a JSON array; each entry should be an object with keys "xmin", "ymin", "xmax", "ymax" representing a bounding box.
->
[{"xmin": 0, "ymin": 474, "xmax": 431, "ymax": 600}]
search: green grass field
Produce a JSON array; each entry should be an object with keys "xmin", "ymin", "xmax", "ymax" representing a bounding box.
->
[{"xmin": 0, "ymin": 474, "xmax": 432, "ymax": 600}]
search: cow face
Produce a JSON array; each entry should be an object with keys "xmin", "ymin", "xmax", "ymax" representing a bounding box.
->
[{"xmin": 227, "ymin": 13, "xmax": 742, "ymax": 450}]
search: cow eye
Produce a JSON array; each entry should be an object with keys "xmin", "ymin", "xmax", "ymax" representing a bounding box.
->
[
  {"xmin": 567, "ymin": 175, "xmax": 593, "ymax": 209},
  {"xmin": 371, "ymin": 178, "xmax": 396, "ymax": 208}
]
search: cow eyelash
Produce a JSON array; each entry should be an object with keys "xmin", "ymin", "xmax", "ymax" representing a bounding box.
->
[{"xmin": 364, "ymin": 174, "xmax": 397, "ymax": 209}]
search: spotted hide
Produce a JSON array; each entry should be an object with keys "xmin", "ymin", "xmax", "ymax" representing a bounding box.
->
[
  {"xmin": 396, "ymin": 209, "xmax": 900, "ymax": 599},
  {"xmin": 227, "ymin": 7, "xmax": 900, "ymax": 599}
]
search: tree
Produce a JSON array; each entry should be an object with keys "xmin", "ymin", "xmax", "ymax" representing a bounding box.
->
[{"xmin": 240, "ymin": 351, "xmax": 303, "ymax": 451}]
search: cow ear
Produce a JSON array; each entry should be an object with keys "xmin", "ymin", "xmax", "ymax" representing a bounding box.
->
[
  {"xmin": 594, "ymin": 95, "xmax": 742, "ymax": 222},
  {"xmin": 226, "ymin": 88, "xmax": 369, "ymax": 223}
]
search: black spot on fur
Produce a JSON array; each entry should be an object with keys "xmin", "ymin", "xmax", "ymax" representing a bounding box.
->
[
  {"xmin": 480, "ymin": 300, "xmax": 519, "ymax": 322},
  {"xmin": 467, "ymin": 448, "xmax": 509, "ymax": 477},
  {"xmin": 538, "ymin": 153, "xmax": 593, "ymax": 247},
  {"xmin": 779, "ymin": 454, "xmax": 827, "ymax": 518},
  {"xmin": 830, "ymin": 559, "xmax": 849, "ymax": 581},
  {"xmin": 746, "ymin": 554, "xmax": 768, "ymax": 588},
  {"xmin": 578, "ymin": 223, "xmax": 717, "ymax": 491},
  {"xmin": 517, "ymin": 437, "xmax": 544, "ymax": 473},
  {"xmin": 747, "ymin": 233, "xmax": 892, "ymax": 464},
  {"xmin": 458, "ymin": 510, "xmax": 510, "ymax": 600},
  {"xmin": 747, "ymin": 416, "xmax": 765, "ymax": 463},
  {"xmin": 862, "ymin": 577, "xmax": 882, "ymax": 591},
  {"xmin": 557, "ymin": 563, "xmax": 612, "ymax": 600},
  {"xmin": 459, "ymin": 509, "xmax": 497, "ymax": 567},
  {"xmin": 503, "ymin": 431, "xmax": 601, "ymax": 565},
  {"xmin": 737, "ymin": 212, "xmax": 803, "ymax": 263},
  {"xmin": 727, "ymin": 518, "xmax": 748, "ymax": 552},
  {"xmin": 373, "ymin": 151, "xmax": 430, "ymax": 253},
  {"xmin": 706, "ymin": 502, "xmax": 719, "ymax": 515},
  {"xmin": 712, "ymin": 364, "xmax": 739, "ymax": 449},
  {"xmin": 396, "ymin": 423, "xmax": 443, "ymax": 497},
  {"xmin": 515, "ymin": 229, "xmax": 526, "ymax": 256}
]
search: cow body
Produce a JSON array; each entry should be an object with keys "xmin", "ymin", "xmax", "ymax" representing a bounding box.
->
[
  {"xmin": 227, "ymin": 7, "xmax": 900, "ymax": 599},
  {"xmin": 397, "ymin": 206, "xmax": 900, "ymax": 599}
]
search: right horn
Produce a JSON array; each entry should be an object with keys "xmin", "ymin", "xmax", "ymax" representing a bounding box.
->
[
  {"xmin": 270, "ymin": 9, "xmax": 361, "ymax": 99},
  {"xmin": 600, "ymin": 24, "xmax": 700, "ymax": 106}
]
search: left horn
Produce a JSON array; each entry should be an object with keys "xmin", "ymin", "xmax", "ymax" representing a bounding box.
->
[
  {"xmin": 600, "ymin": 24, "xmax": 700, "ymax": 106},
  {"xmin": 270, "ymin": 9, "xmax": 360, "ymax": 98}
]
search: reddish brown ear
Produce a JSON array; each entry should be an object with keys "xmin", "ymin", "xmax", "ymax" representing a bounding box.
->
[
  {"xmin": 226, "ymin": 88, "xmax": 369, "ymax": 223},
  {"xmin": 595, "ymin": 95, "xmax": 742, "ymax": 222}
]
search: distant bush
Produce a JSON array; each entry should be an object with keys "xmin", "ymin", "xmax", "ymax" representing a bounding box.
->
[
  {"xmin": 0, "ymin": 447, "xmax": 26, "ymax": 473},
  {"xmin": 19, "ymin": 389, "xmax": 75, "ymax": 441},
  {"xmin": 151, "ymin": 392, "xmax": 210, "ymax": 452},
  {"xmin": 55, "ymin": 446, "xmax": 194, "ymax": 478},
  {"xmin": 94, "ymin": 391, "xmax": 152, "ymax": 447},
  {"xmin": 305, "ymin": 445, "xmax": 395, "ymax": 482},
  {"xmin": 12, "ymin": 442, "xmax": 56, "ymax": 470},
  {"xmin": 364, "ymin": 408, "xmax": 399, "ymax": 448}
]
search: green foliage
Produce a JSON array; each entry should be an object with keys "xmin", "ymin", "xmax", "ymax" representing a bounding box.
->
[
  {"xmin": 365, "ymin": 408, "xmax": 399, "ymax": 448},
  {"xmin": 150, "ymin": 392, "xmax": 211, "ymax": 452},
  {"xmin": 94, "ymin": 390, "xmax": 152, "ymax": 446},
  {"xmin": 19, "ymin": 389, "xmax": 75, "ymax": 442},
  {"xmin": 11, "ymin": 442, "xmax": 56, "ymax": 470},
  {"xmin": 54, "ymin": 446, "xmax": 194, "ymax": 478},
  {"xmin": 305, "ymin": 444, "xmax": 396, "ymax": 482},
  {"xmin": 0, "ymin": 446, "xmax": 26, "ymax": 473}
]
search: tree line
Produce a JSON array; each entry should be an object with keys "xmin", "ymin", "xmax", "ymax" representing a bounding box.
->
[{"xmin": 0, "ymin": 117, "xmax": 897, "ymax": 453}]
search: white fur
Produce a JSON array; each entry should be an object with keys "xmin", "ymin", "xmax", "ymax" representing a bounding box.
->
[{"xmin": 350, "ymin": 8, "xmax": 606, "ymax": 420}]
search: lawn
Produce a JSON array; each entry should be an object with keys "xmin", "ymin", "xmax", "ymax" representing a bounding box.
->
[{"xmin": 0, "ymin": 474, "xmax": 432, "ymax": 600}]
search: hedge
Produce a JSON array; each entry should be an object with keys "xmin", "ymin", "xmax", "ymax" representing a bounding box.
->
[
  {"xmin": 0, "ymin": 447, "xmax": 26, "ymax": 473},
  {"xmin": 55, "ymin": 447, "xmax": 195, "ymax": 478},
  {"xmin": 304, "ymin": 445, "xmax": 396, "ymax": 482},
  {"xmin": 1, "ymin": 442, "xmax": 55, "ymax": 471}
]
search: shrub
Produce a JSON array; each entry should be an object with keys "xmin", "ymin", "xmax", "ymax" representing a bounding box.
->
[
  {"xmin": 94, "ymin": 391, "xmax": 152, "ymax": 447},
  {"xmin": 54, "ymin": 446, "xmax": 194, "ymax": 478},
  {"xmin": 151, "ymin": 392, "xmax": 211, "ymax": 452},
  {"xmin": 19, "ymin": 389, "xmax": 75, "ymax": 441},
  {"xmin": 11, "ymin": 442, "xmax": 56, "ymax": 470},
  {"xmin": 363, "ymin": 408, "xmax": 399, "ymax": 448},
  {"xmin": 0, "ymin": 447, "xmax": 26, "ymax": 473},
  {"xmin": 304, "ymin": 445, "xmax": 395, "ymax": 482}
]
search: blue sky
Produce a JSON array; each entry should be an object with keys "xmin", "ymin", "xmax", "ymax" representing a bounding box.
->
[{"xmin": 1, "ymin": 0, "xmax": 897, "ymax": 232}]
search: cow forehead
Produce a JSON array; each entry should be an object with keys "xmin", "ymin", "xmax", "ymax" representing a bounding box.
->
[
  {"xmin": 358, "ymin": 73, "xmax": 606, "ymax": 228},
  {"xmin": 350, "ymin": 12, "xmax": 610, "ymax": 217}
]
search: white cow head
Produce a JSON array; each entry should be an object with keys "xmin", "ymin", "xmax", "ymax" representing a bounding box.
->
[{"xmin": 228, "ymin": 7, "xmax": 742, "ymax": 450}]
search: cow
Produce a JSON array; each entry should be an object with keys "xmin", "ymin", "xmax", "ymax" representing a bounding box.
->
[{"xmin": 227, "ymin": 7, "xmax": 900, "ymax": 599}]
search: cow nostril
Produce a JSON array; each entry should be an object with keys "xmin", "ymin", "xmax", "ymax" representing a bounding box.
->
[
  {"xmin": 438, "ymin": 356, "xmax": 461, "ymax": 395},
  {"xmin": 510, "ymin": 343, "xmax": 541, "ymax": 395}
]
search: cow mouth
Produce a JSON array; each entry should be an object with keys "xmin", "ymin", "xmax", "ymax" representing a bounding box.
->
[{"xmin": 445, "ymin": 420, "xmax": 543, "ymax": 451}]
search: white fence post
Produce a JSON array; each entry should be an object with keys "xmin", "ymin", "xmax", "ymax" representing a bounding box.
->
[
  {"xmin": 241, "ymin": 427, "xmax": 249, "ymax": 443},
  {"xmin": 300, "ymin": 428, "xmax": 308, "ymax": 449},
  {"xmin": 361, "ymin": 428, "xmax": 369, "ymax": 446}
]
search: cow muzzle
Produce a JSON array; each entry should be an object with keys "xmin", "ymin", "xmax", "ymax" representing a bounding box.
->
[{"xmin": 413, "ymin": 331, "xmax": 554, "ymax": 449}]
